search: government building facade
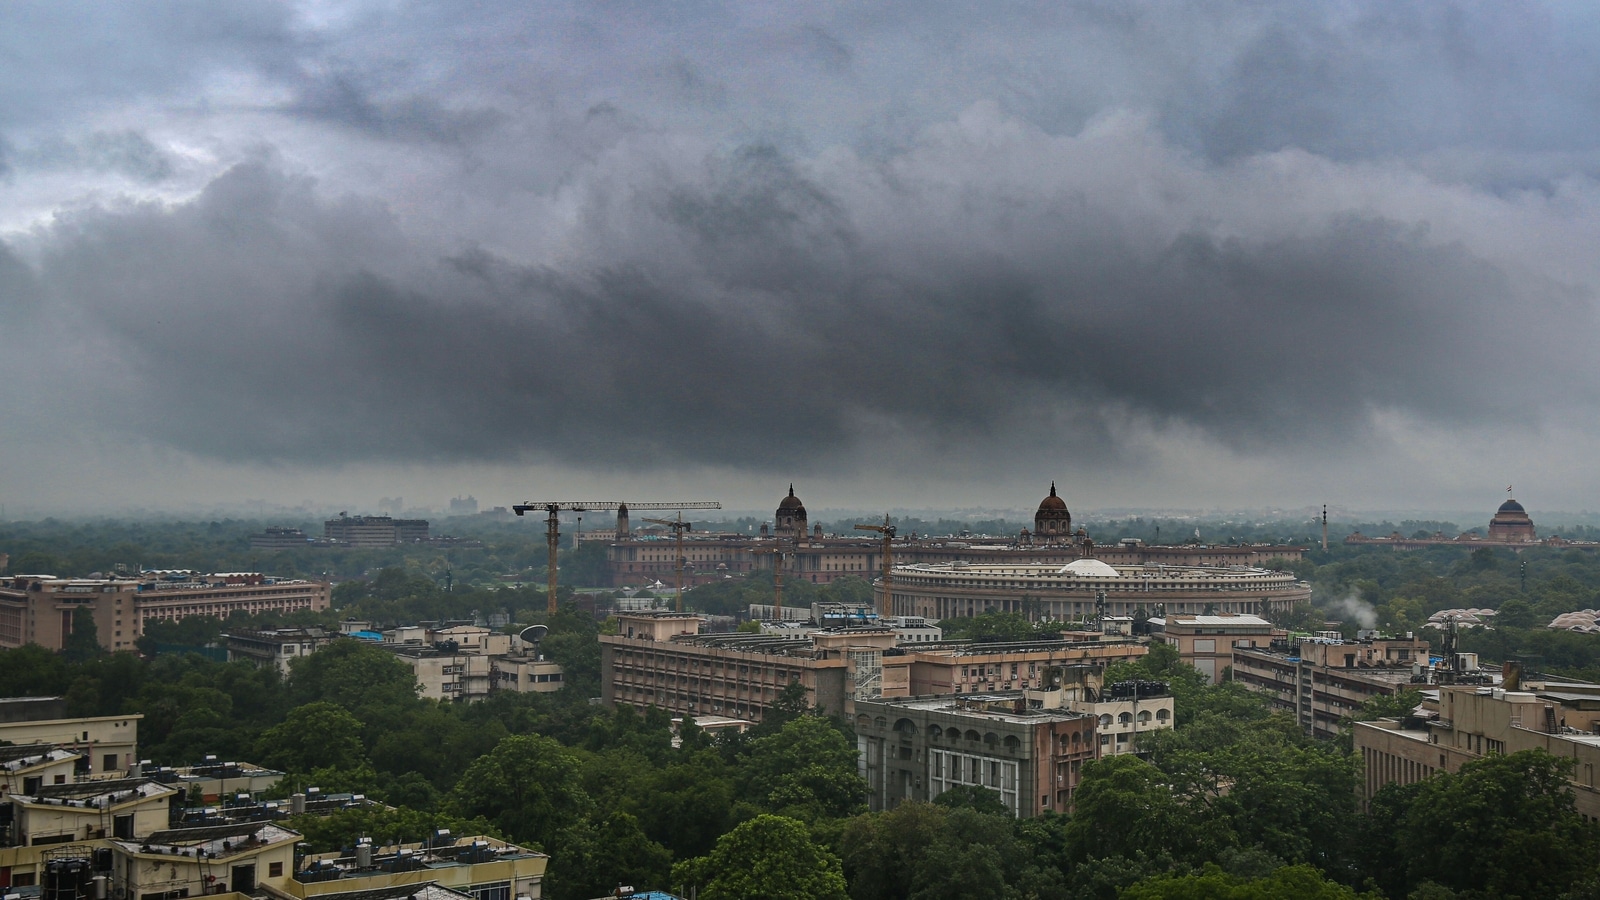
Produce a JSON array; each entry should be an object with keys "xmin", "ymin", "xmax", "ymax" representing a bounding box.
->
[
  {"xmin": 883, "ymin": 558, "xmax": 1311, "ymax": 621},
  {"xmin": 599, "ymin": 484, "xmax": 1305, "ymax": 589}
]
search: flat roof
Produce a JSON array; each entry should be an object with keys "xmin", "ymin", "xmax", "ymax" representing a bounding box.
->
[{"xmin": 858, "ymin": 693, "xmax": 1092, "ymax": 725}]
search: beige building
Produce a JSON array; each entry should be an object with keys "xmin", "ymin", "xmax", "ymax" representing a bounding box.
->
[
  {"xmin": 0, "ymin": 573, "xmax": 330, "ymax": 654},
  {"xmin": 1232, "ymin": 635, "xmax": 1431, "ymax": 739},
  {"xmin": 601, "ymin": 612, "xmax": 1149, "ymax": 722},
  {"xmin": 1354, "ymin": 678, "xmax": 1600, "ymax": 820},
  {"xmin": 0, "ymin": 779, "xmax": 547, "ymax": 898},
  {"xmin": 378, "ymin": 625, "xmax": 565, "ymax": 702},
  {"xmin": 225, "ymin": 628, "xmax": 336, "ymax": 675},
  {"xmin": 0, "ymin": 704, "xmax": 142, "ymax": 781},
  {"xmin": 885, "ymin": 560, "xmax": 1311, "ymax": 622},
  {"xmin": 1152, "ymin": 613, "xmax": 1285, "ymax": 683}
]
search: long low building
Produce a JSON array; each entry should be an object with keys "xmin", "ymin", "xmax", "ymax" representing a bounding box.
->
[
  {"xmin": 600, "ymin": 485, "xmax": 1304, "ymax": 589},
  {"xmin": 881, "ymin": 559, "xmax": 1311, "ymax": 622},
  {"xmin": 0, "ymin": 573, "xmax": 330, "ymax": 653},
  {"xmin": 600, "ymin": 612, "xmax": 1149, "ymax": 722}
]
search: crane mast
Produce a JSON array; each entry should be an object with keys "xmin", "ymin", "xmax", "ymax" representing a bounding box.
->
[
  {"xmin": 641, "ymin": 514, "xmax": 697, "ymax": 612},
  {"xmin": 854, "ymin": 514, "xmax": 898, "ymax": 618},
  {"xmin": 752, "ymin": 540, "xmax": 793, "ymax": 621},
  {"xmin": 513, "ymin": 500, "xmax": 720, "ymax": 615}
]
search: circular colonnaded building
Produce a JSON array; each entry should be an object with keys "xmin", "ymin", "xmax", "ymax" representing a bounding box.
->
[{"xmin": 882, "ymin": 557, "xmax": 1310, "ymax": 621}]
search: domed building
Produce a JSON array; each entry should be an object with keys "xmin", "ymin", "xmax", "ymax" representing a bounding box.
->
[
  {"xmin": 1488, "ymin": 496, "xmax": 1537, "ymax": 543},
  {"xmin": 776, "ymin": 485, "xmax": 808, "ymax": 540},
  {"xmin": 1034, "ymin": 482, "xmax": 1072, "ymax": 538}
]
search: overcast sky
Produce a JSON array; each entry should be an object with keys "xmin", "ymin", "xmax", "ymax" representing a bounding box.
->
[{"xmin": 3, "ymin": 1, "xmax": 1599, "ymax": 518}]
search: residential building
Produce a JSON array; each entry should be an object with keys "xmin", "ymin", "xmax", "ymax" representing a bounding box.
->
[
  {"xmin": 1150, "ymin": 614, "xmax": 1285, "ymax": 683},
  {"xmin": 0, "ymin": 775, "xmax": 548, "ymax": 899},
  {"xmin": 288, "ymin": 834, "xmax": 547, "ymax": 900},
  {"xmin": 0, "ymin": 700, "xmax": 141, "ymax": 779},
  {"xmin": 1232, "ymin": 634, "xmax": 1431, "ymax": 739},
  {"xmin": 225, "ymin": 628, "xmax": 336, "ymax": 675},
  {"xmin": 376, "ymin": 625, "xmax": 565, "ymax": 701}
]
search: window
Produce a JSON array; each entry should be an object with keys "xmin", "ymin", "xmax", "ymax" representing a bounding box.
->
[
  {"xmin": 469, "ymin": 882, "xmax": 511, "ymax": 900},
  {"xmin": 104, "ymin": 753, "xmax": 118, "ymax": 772},
  {"xmin": 269, "ymin": 863, "xmax": 284, "ymax": 878}
]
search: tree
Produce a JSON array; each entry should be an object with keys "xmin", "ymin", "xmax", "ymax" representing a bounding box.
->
[
  {"xmin": 624, "ymin": 755, "xmax": 734, "ymax": 859},
  {"xmin": 256, "ymin": 701, "xmax": 367, "ymax": 773},
  {"xmin": 740, "ymin": 715, "xmax": 866, "ymax": 821},
  {"xmin": 451, "ymin": 734, "xmax": 590, "ymax": 848},
  {"xmin": 286, "ymin": 805, "xmax": 499, "ymax": 853},
  {"xmin": 62, "ymin": 606, "xmax": 103, "ymax": 663},
  {"xmin": 1066, "ymin": 755, "xmax": 1212, "ymax": 865},
  {"xmin": 930, "ymin": 785, "xmax": 1010, "ymax": 817},
  {"xmin": 1121, "ymin": 863, "xmax": 1378, "ymax": 899},
  {"xmin": 287, "ymin": 638, "xmax": 420, "ymax": 734},
  {"xmin": 547, "ymin": 812, "xmax": 672, "ymax": 900},
  {"xmin": 1392, "ymin": 749, "xmax": 1600, "ymax": 897},
  {"xmin": 672, "ymin": 814, "xmax": 847, "ymax": 900}
]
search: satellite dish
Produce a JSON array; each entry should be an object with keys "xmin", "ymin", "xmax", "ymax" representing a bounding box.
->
[{"xmin": 519, "ymin": 624, "xmax": 549, "ymax": 644}]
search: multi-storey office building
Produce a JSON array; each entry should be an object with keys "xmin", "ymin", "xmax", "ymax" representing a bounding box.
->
[
  {"xmin": 854, "ymin": 694, "xmax": 1097, "ymax": 818},
  {"xmin": 1353, "ymin": 678, "xmax": 1600, "ymax": 820},
  {"xmin": 600, "ymin": 613, "xmax": 1149, "ymax": 722},
  {"xmin": 373, "ymin": 625, "xmax": 566, "ymax": 702},
  {"xmin": 0, "ymin": 573, "xmax": 330, "ymax": 653},
  {"xmin": 1150, "ymin": 613, "xmax": 1285, "ymax": 683},
  {"xmin": 1231, "ymin": 635, "xmax": 1431, "ymax": 739},
  {"xmin": 322, "ymin": 515, "xmax": 431, "ymax": 547},
  {"xmin": 854, "ymin": 668, "xmax": 1173, "ymax": 817}
]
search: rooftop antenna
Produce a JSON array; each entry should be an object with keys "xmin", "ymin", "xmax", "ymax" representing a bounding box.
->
[
  {"xmin": 1322, "ymin": 505, "xmax": 1328, "ymax": 552},
  {"xmin": 519, "ymin": 624, "xmax": 549, "ymax": 660}
]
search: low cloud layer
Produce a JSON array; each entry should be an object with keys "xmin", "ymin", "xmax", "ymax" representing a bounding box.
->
[{"xmin": 3, "ymin": 2, "xmax": 1600, "ymax": 510}]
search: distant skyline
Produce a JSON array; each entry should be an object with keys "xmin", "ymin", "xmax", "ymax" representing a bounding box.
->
[{"xmin": 4, "ymin": 3, "xmax": 1600, "ymax": 514}]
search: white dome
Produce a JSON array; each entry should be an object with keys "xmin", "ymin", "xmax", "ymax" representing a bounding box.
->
[{"xmin": 1058, "ymin": 559, "xmax": 1120, "ymax": 577}]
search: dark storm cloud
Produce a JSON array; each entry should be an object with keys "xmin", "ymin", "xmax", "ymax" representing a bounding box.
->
[
  {"xmin": 9, "ymin": 125, "xmax": 1592, "ymax": 471},
  {"xmin": 5, "ymin": 0, "xmax": 1600, "ymax": 488}
]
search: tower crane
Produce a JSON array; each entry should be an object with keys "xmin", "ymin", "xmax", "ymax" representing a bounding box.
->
[
  {"xmin": 854, "ymin": 514, "xmax": 898, "ymax": 617},
  {"xmin": 751, "ymin": 539, "xmax": 794, "ymax": 621},
  {"xmin": 641, "ymin": 513, "xmax": 698, "ymax": 613},
  {"xmin": 513, "ymin": 500, "xmax": 721, "ymax": 616}
]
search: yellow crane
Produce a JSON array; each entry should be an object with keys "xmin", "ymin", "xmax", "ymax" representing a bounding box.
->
[
  {"xmin": 854, "ymin": 514, "xmax": 898, "ymax": 617},
  {"xmin": 751, "ymin": 539, "xmax": 794, "ymax": 621},
  {"xmin": 513, "ymin": 500, "xmax": 721, "ymax": 616},
  {"xmin": 641, "ymin": 513, "xmax": 700, "ymax": 612}
]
